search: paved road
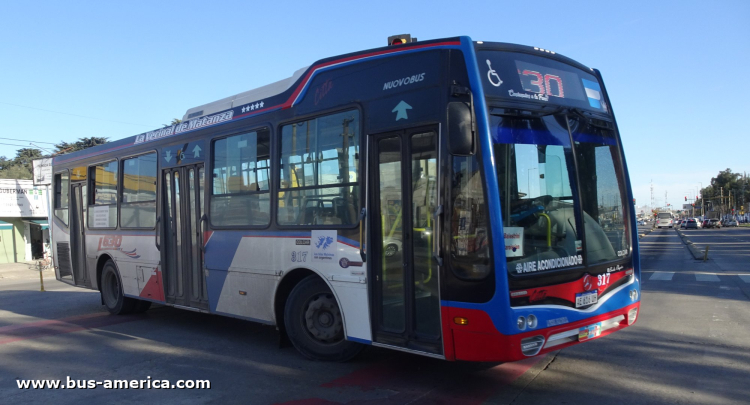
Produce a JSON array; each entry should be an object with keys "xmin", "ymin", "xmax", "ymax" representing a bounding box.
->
[{"xmin": 1, "ymin": 230, "xmax": 749, "ymax": 404}]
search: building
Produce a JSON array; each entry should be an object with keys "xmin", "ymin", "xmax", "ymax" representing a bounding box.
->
[{"xmin": 0, "ymin": 179, "xmax": 50, "ymax": 263}]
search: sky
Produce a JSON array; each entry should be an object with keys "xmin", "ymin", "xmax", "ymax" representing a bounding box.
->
[{"xmin": 1, "ymin": 0, "xmax": 748, "ymax": 210}]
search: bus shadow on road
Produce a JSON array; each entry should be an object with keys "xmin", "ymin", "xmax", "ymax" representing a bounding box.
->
[{"xmin": 544, "ymin": 326, "xmax": 750, "ymax": 404}]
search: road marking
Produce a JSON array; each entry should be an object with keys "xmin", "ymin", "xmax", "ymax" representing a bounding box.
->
[
  {"xmin": 649, "ymin": 272, "xmax": 674, "ymax": 281},
  {"xmin": 695, "ymin": 273, "xmax": 720, "ymax": 282},
  {"xmin": 738, "ymin": 274, "xmax": 750, "ymax": 283}
]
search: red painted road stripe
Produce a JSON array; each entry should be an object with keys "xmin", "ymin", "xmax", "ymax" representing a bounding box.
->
[{"xmin": 0, "ymin": 312, "xmax": 141, "ymax": 345}]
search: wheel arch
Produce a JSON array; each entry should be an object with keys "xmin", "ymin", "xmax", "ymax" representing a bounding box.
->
[
  {"xmin": 95, "ymin": 253, "xmax": 116, "ymax": 291},
  {"xmin": 274, "ymin": 268, "xmax": 346, "ymax": 342}
]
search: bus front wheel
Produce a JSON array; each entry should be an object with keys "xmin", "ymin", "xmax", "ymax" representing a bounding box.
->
[
  {"xmin": 101, "ymin": 260, "xmax": 137, "ymax": 315},
  {"xmin": 284, "ymin": 275, "xmax": 364, "ymax": 361}
]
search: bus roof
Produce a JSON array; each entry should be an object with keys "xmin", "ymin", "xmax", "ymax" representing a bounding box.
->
[
  {"xmin": 181, "ymin": 66, "xmax": 309, "ymax": 122},
  {"xmin": 52, "ymin": 35, "xmax": 596, "ymax": 166}
]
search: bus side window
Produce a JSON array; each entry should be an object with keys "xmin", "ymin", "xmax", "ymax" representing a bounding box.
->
[
  {"xmin": 54, "ymin": 171, "xmax": 70, "ymax": 226},
  {"xmin": 277, "ymin": 110, "xmax": 360, "ymax": 227},
  {"xmin": 211, "ymin": 129, "xmax": 271, "ymax": 227}
]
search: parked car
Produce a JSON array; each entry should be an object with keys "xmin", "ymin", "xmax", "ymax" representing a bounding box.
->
[
  {"xmin": 706, "ymin": 219, "xmax": 722, "ymax": 229},
  {"xmin": 680, "ymin": 219, "xmax": 687, "ymax": 228},
  {"xmin": 383, "ymin": 237, "xmax": 402, "ymax": 257},
  {"xmin": 725, "ymin": 219, "xmax": 739, "ymax": 227},
  {"xmin": 684, "ymin": 218, "xmax": 699, "ymax": 229},
  {"xmin": 701, "ymin": 219, "xmax": 710, "ymax": 228}
]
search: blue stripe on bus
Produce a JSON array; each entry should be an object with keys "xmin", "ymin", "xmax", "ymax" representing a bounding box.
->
[{"xmin": 346, "ymin": 336, "xmax": 371, "ymax": 345}]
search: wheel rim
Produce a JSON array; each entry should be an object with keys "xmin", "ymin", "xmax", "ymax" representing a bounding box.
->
[
  {"xmin": 385, "ymin": 244, "xmax": 396, "ymax": 257},
  {"xmin": 303, "ymin": 293, "xmax": 343, "ymax": 344},
  {"xmin": 102, "ymin": 270, "xmax": 120, "ymax": 308}
]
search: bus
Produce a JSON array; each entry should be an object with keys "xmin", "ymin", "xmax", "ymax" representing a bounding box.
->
[{"xmin": 50, "ymin": 35, "xmax": 640, "ymax": 362}]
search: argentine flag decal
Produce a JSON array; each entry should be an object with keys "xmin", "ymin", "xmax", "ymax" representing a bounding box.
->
[{"xmin": 581, "ymin": 79, "xmax": 602, "ymax": 109}]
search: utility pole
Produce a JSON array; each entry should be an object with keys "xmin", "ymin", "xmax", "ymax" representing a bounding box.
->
[{"xmin": 651, "ymin": 180, "xmax": 654, "ymax": 212}]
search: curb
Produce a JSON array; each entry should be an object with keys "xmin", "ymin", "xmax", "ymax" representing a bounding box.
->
[{"xmin": 674, "ymin": 229, "xmax": 706, "ymax": 260}]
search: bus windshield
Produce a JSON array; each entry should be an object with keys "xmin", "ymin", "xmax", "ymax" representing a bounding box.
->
[{"xmin": 492, "ymin": 109, "xmax": 630, "ymax": 276}]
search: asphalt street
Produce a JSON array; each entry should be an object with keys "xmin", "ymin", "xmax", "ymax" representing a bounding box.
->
[{"xmin": 1, "ymin": 228, "xmax": 749, "ymax": 404}]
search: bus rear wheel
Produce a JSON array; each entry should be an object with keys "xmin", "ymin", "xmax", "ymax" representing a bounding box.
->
[
  {"xmin": 284, "ymin": 276, "xmax": 364, "ymax": 361},
  {"xmin": 101, "ymin": 260, "xmax": 136, "ymax": 315}
]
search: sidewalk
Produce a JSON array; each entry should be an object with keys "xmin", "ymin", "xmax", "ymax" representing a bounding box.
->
[{"xmin": 0, "ymin": 261, "xmax": 54, "ymax": 281}]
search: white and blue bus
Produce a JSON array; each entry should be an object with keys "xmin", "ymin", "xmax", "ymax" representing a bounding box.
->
[{"xmin": 51, "ymin": 35, "xmax": 640, "ymax": 362}]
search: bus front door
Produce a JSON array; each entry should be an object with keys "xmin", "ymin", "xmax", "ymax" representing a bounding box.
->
[
  {"xmin": 369, "ymin": 126, "xmax": 442, "ymax": 355},
  {"xmin": 162, "ymin": 164, "xmax": 208, "ymax": 310}
]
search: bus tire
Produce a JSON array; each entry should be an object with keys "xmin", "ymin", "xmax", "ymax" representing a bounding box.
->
[
  {"xmin": 133, "ymin": 300, "xmax": 152, "ymax": 313},
  {"xmin": 284, "ymin": 275, "xmax": 364, "ymax": 361},
  {"xmin": 100, "ymin": 260, "xmax": 136, "ymax": 315}
]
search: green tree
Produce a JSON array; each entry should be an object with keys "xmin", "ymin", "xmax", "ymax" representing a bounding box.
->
[
  {"xmin": 0, "ymin": 148, "xmax": 45, "ymax": 180},
  {"xmin": 54, "ymin": 136, "xmax": 109, "ymax": 155},
  {"xmin": 0, "ymin": 164, "xmax": 33, "ymax": 179},
  {"xmin": 164, "ymin": 118, "xmax": 182, "ymax": 127}
]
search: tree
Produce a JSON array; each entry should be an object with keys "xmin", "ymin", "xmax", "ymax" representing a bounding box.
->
[
  {"xmin": 54, "ymin": 136, "xmax": 109, "ymax": 155},
  {"xmin": 0, "ymin": 148, "xmax": 45, "ymax": 180}
]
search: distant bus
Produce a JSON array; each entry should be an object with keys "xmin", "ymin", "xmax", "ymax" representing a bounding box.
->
[
  {"xmin": 656, "ymin": 212, "xmax": 674, "ymax": 228},
  {"xmin": 50, "ymin": 35, "xmax": 640, "ymax": 362}
]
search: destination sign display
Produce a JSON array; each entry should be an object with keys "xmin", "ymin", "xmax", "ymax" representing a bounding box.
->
[{"xmin": 478, "ymin": 50, "xmax": 608, "ymax": 113}]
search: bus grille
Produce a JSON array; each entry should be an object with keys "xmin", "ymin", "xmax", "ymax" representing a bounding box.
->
[{"xmin": 57, "ymin": 242, "xmax": 72, "ymax": 277}]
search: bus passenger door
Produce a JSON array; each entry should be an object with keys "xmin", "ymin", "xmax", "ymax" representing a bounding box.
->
[
  {"xmin": 369, "ymin": 126, "xmax": 442, "ymax": 355},
  {"xmin": 162, "ymin": 164, "xmax": 209, "ymax": 309},
  {"xmin": 69, "ymin": 182, "xmax": 88, "ymax": 287}
]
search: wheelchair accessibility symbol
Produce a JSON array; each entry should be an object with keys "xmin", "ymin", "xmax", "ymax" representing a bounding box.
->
[{"xmin": 486, "ymin": 59, "xmax": 503, "ymax": 87}]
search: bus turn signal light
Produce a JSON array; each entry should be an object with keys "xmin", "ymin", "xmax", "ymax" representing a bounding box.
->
[{"xmin": 453, "ymin": 317, "xmax": 469, "ymax": 325}]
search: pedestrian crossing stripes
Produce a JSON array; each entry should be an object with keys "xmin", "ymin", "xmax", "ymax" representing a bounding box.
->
[
  {"xmin": 695, "ymin": 273, "xmax": 720, "ymax": 282},
  {"xmin": 647, "ymin": 272, "xmax": 750, "ymax": 283},
  {"xmin": 649, "ymin": 272, "xmax": 674, "ymax": 281}
]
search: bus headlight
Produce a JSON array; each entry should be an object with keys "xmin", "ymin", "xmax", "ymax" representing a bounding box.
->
[
  {"xmin": 517, "ymin": 316, "xmax": 527, "ymax": 330},
  {"xmin": 527, "ymin": 314, "xmax": 538, "ymax": 329},
  {"xmin": 628, "ymin": 308, "xmax": 638, "ymax": 325}
]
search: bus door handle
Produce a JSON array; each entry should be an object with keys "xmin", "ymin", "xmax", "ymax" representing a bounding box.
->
[
  {"xmin": 155, "ymin": 216, "xmax": 161, "ymax": 251},
  {"xmin": 199, "ymin": 214, "xmax": 208, "ymax": 254},
  {"xmin": 433, "ymin": 205, "xmax": 443, "ymax": 266}
]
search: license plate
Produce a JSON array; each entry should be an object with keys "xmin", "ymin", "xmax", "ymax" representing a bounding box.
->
[
  {"xmin": 578, "ymin": 322, "xmax": 602, "ymax": 341},
  {"xmin": 575, "ymin": 291, "xmax": 597, "ymax": 308}
]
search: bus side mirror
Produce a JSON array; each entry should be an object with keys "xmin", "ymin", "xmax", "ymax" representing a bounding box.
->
[{"xmin": 447, "ymin": 101, "xmax": 474, "ymax": 156}]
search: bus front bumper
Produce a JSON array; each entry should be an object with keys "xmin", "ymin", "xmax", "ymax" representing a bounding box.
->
[{"xmin": 442, "ymin": 302, "xmax": 640, "ymax": 362}]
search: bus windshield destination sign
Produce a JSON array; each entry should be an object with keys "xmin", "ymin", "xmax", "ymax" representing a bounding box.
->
[{"xmin": 478, "ymin": 50, "xmax": 607, "ymax": 112}]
